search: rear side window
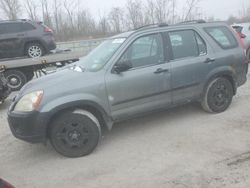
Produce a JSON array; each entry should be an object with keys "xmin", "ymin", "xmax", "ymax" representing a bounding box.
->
[
  {"xmin": 168, "ymin": 30, "xmax": 207, "ymax": 60},
  {"xmin": 205, "ymin": 26, "xmax": 238, "ymax": 49},
  {"xmin": 0, "ymin": 22, "xmax": 35, "ymax": 34},
  {"xmin": 22, "ymin": 23, "xmax": 36, "ymax": 31},
  {"xmin": 2, "ymin": 23, "xmax": 23, "ymax": 33}
]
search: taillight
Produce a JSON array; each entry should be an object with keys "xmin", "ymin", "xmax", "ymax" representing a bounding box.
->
[
  {"xmin": 44, "ymin": 26, "xmax": 53, "ymax": 33},
  {"xmin": 237, "ymin": 33, "xmax": 247, "ymax": 49}
]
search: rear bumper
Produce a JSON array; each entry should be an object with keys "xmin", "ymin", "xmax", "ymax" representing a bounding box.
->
[
  {"xmin": 42, "ymin": 36, "xmax": 57, "ymax": 52},
  {"xmin": 238, "ymin": 63, "xmax": 248, "ymax": 87}
]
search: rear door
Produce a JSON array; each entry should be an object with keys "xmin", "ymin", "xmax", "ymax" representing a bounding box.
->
[
  {"xmin": 0, "ymin": 22, "xmax": 27, "ymax": 58},
  {"xmin": 164, "ymin": 29, "xmax": 212, "ymax": 104}
]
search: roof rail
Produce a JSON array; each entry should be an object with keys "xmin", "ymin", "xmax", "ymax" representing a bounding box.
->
[
  {"xmin": 136, "ymin": 23, "xmax": 168, "ymax": 30},
  {"xmin": 177, "ymin": 19, "xmax": 206, "ymax": 25},
  {"xmin": 0, "ymin": 19, "xmax": 30, "ymax": 22}
]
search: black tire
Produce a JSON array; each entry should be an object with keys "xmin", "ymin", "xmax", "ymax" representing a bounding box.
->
[
  {"xmin": 4, "ymin": 69, "xmax": 27, "ymax": 91},
  {"xmin": 49, "ymin": 109, "xmax": 101, "ymax": 158},
  {"xmin": 25, "ymin": 43, "xmax": 45, "ymax": 58},
  {"xmin": 201, "ymin": 77, "xmax": 234, "ymax": 113}
]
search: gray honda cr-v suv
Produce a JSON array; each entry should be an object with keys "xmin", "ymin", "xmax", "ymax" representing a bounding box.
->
[
  {"xmin": 8, "ymin": 21, "xmax": 248, "ymax": 157},
  {"xmin": 0, "ymin": 19, "xmax": 56, "ymax": 59}
]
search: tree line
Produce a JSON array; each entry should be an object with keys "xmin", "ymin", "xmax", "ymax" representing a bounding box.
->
[{"xmin": 0, "ymin": 0, "xmax": 249, "ymax": 41}]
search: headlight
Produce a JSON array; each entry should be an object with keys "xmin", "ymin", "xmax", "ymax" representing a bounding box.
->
[{"xmin": 14, "ymin": 90, "xmax": 44, "ymax": 112}]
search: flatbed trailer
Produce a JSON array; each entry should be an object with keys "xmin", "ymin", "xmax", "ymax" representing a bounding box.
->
[{"xmin": 0, "ymin": 50, "xmax": 83, "ymax": 91}]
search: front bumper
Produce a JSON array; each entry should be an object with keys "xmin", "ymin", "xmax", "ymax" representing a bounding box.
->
[{"xmin": 8, "ymin": 110, "xmax": 47, "ymax": 143}]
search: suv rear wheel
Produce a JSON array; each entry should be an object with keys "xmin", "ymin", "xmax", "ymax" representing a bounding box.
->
[
  {"xmin": 201, "ymin": 77, "xmax": 234, "ymax": 113},
  {"xmin": 49, "ymin": 109, "xmax": 101, "ymax": 158},
  {"xmin": 26, "ymin": 43, "xmax": 44, "ymax": 58}
]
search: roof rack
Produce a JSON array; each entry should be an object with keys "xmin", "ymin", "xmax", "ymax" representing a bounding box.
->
[
  {"xmin": 177, "ymin": 19, "xmax": 206, "ymax": 25},
  {"xmin": 136, "ymin": 23, "xmax": 169, "ymax": 30}
]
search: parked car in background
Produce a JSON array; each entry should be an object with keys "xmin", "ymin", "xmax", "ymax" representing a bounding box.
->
[
  {"xmin": 8, "ymin": 21, "xmax": 248, "ymax": 158},
  {"xmin": 0, "ymin": 178, "xmax": 14, "ymax": 188},
  {"xmin": 232, "ymin": 23, "xmax": 250, "ymax": 61},
  {"xmin": 0, "ymin": 19, "xmax": 56, "ymax": 59}
]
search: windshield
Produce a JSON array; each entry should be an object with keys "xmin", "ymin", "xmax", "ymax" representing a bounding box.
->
[{"xmin": 77, "ymin": 38, "xmax": 126, "ymax": 71}]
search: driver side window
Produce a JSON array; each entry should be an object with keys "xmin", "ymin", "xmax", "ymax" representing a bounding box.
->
[{"xmin": 118, "ymin": 33, "xmax": 164, "ymax": 69}]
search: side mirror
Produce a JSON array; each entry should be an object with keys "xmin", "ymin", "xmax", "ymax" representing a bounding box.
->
[{"xmin": 113, "ymin": 61, "xmax": 132, "ymax": 74}]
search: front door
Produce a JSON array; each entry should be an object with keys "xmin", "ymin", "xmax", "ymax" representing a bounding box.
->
[{"xmin": 105, "ymin": 33, "xmax": 171, "ymax": 120}]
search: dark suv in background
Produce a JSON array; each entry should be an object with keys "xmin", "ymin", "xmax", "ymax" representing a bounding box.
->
[{"xmin": 0, "ymin": 19, "xmax": 56, "ymax": 59}]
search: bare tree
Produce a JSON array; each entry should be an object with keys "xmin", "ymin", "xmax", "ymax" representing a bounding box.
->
[
  {"xmin": 109, "ymin": 7, "xmax": 124, "ymax": 33},
  {"xmin": 0, "ymin": 0, "xmax": 21, "ymax": 20},
  {"xmin": 126, "ymin": 0, "xmax": 144, "ymax": 29},
  {"xmin": 154, "ymin": 0, "xmax": 172, "ymax": 23},
  {"xmin": 63, "ymin": 0, "xmax": 76, "ymax": 28},
  {"xmin": 183, "ymin": 0, "xmax": 201, "ymax": 21},
  {"xmin": 98, "ymin": 13, "xmax": 110, "ymax": 35},
  {"xmin": 25, "ymin": 0, "xmax": 39, "ymax": 20},
  {"xmin": 145, "ymin": 0, "xmax": 156, "ymax": 24},
  {"xmin": 171, "ymin": 0, "xmax": 176, "ymax": 23},
  {"xmin": 238, "ymin": 2, "xmax": 250, "ymax": 22},
  {"xmin": 40, "ymin": 0, "xmax": 52, "ymax": 28},
  {"xmin": 52, "ymin": 0, "xmax": 62, "ymax": 34},
  {"xmin": 76, "ymin": 10, "xmax": 96, "ymax": 36}
]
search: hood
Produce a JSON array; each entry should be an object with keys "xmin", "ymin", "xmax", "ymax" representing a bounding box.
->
[{"xmin": 19, "ymin": 65, "xmax": 101, "ymax": 96}]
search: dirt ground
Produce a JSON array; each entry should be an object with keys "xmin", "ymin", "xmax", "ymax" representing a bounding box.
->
[{"xmin": 0, "ymin": 73, "xmax": 250, "ymax": 188}]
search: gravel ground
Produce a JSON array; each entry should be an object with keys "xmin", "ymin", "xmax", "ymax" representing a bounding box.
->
[{"xmin": 0, "ymin": 73, "xmax": 250, "ymax": 188}]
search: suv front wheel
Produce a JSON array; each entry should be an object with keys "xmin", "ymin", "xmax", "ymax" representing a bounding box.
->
[
  {"xmin": 25, "ymin": 43, "xmax": 44, "ymax": 58},
  {"xmin": 49, "ymin": 109, "xmax": 101, "ymax": 158},
  {"xmin": 201, "ymin": 77, "xmax": 234, "ymax": 113}
]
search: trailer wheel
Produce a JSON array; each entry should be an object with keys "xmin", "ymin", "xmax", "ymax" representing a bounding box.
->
[{"xmin": 4, "ymin": 70, "xmax": 27, "ymax": 91}]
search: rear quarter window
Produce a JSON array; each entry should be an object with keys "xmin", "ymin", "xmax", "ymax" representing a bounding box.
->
[
  {"xmin": 22, "ymin": 23, "xmax": 36, "ymax": 31},
  {"xmin": 204, "ymin": 26, "xmax": 238, "ymax": 49}
]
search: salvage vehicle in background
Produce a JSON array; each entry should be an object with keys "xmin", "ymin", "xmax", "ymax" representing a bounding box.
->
[
  {"xmin": 0, "ymin": 51, "xmax": 82, "ymax": 91},
  {"xmin": 8, "ymin": 21, "xmax": 248, "ymax": 158},
  {"xmin": 0, "ymin": 19, "xmax": 56, "ymax": 59},
  {"xmin": 232, "ymin": 23, "xmax": 250, "ymax": 61},
  {"xmin": 0, "ymin": 178, "xmax": 15, "ymax": 188}
]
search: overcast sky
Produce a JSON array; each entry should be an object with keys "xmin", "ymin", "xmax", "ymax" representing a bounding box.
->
[{"xmin": 81, "ymin": 0, "xmax": 249, "ymax": 20}]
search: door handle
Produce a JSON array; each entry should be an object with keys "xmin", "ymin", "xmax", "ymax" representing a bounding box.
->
[
  {"xmin": 204, "ymin": 58, "xmax": 215, "ymax": 64},
  {"xmin": 154, "ymin": 68, "xmax": 169, "ymax": 74}
]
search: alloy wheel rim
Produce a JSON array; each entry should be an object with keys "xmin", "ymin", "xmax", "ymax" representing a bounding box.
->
[
  {"xmin": 28, "ymin": 46, "xmax": 42, "ymax": 58},
  {"xmin": 56, "ymin": 122, "xmax": 90, "ymax": 149},
  {"xmin": 212, "ymin": 82, "xmax": 230, "ymax": 108}
]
